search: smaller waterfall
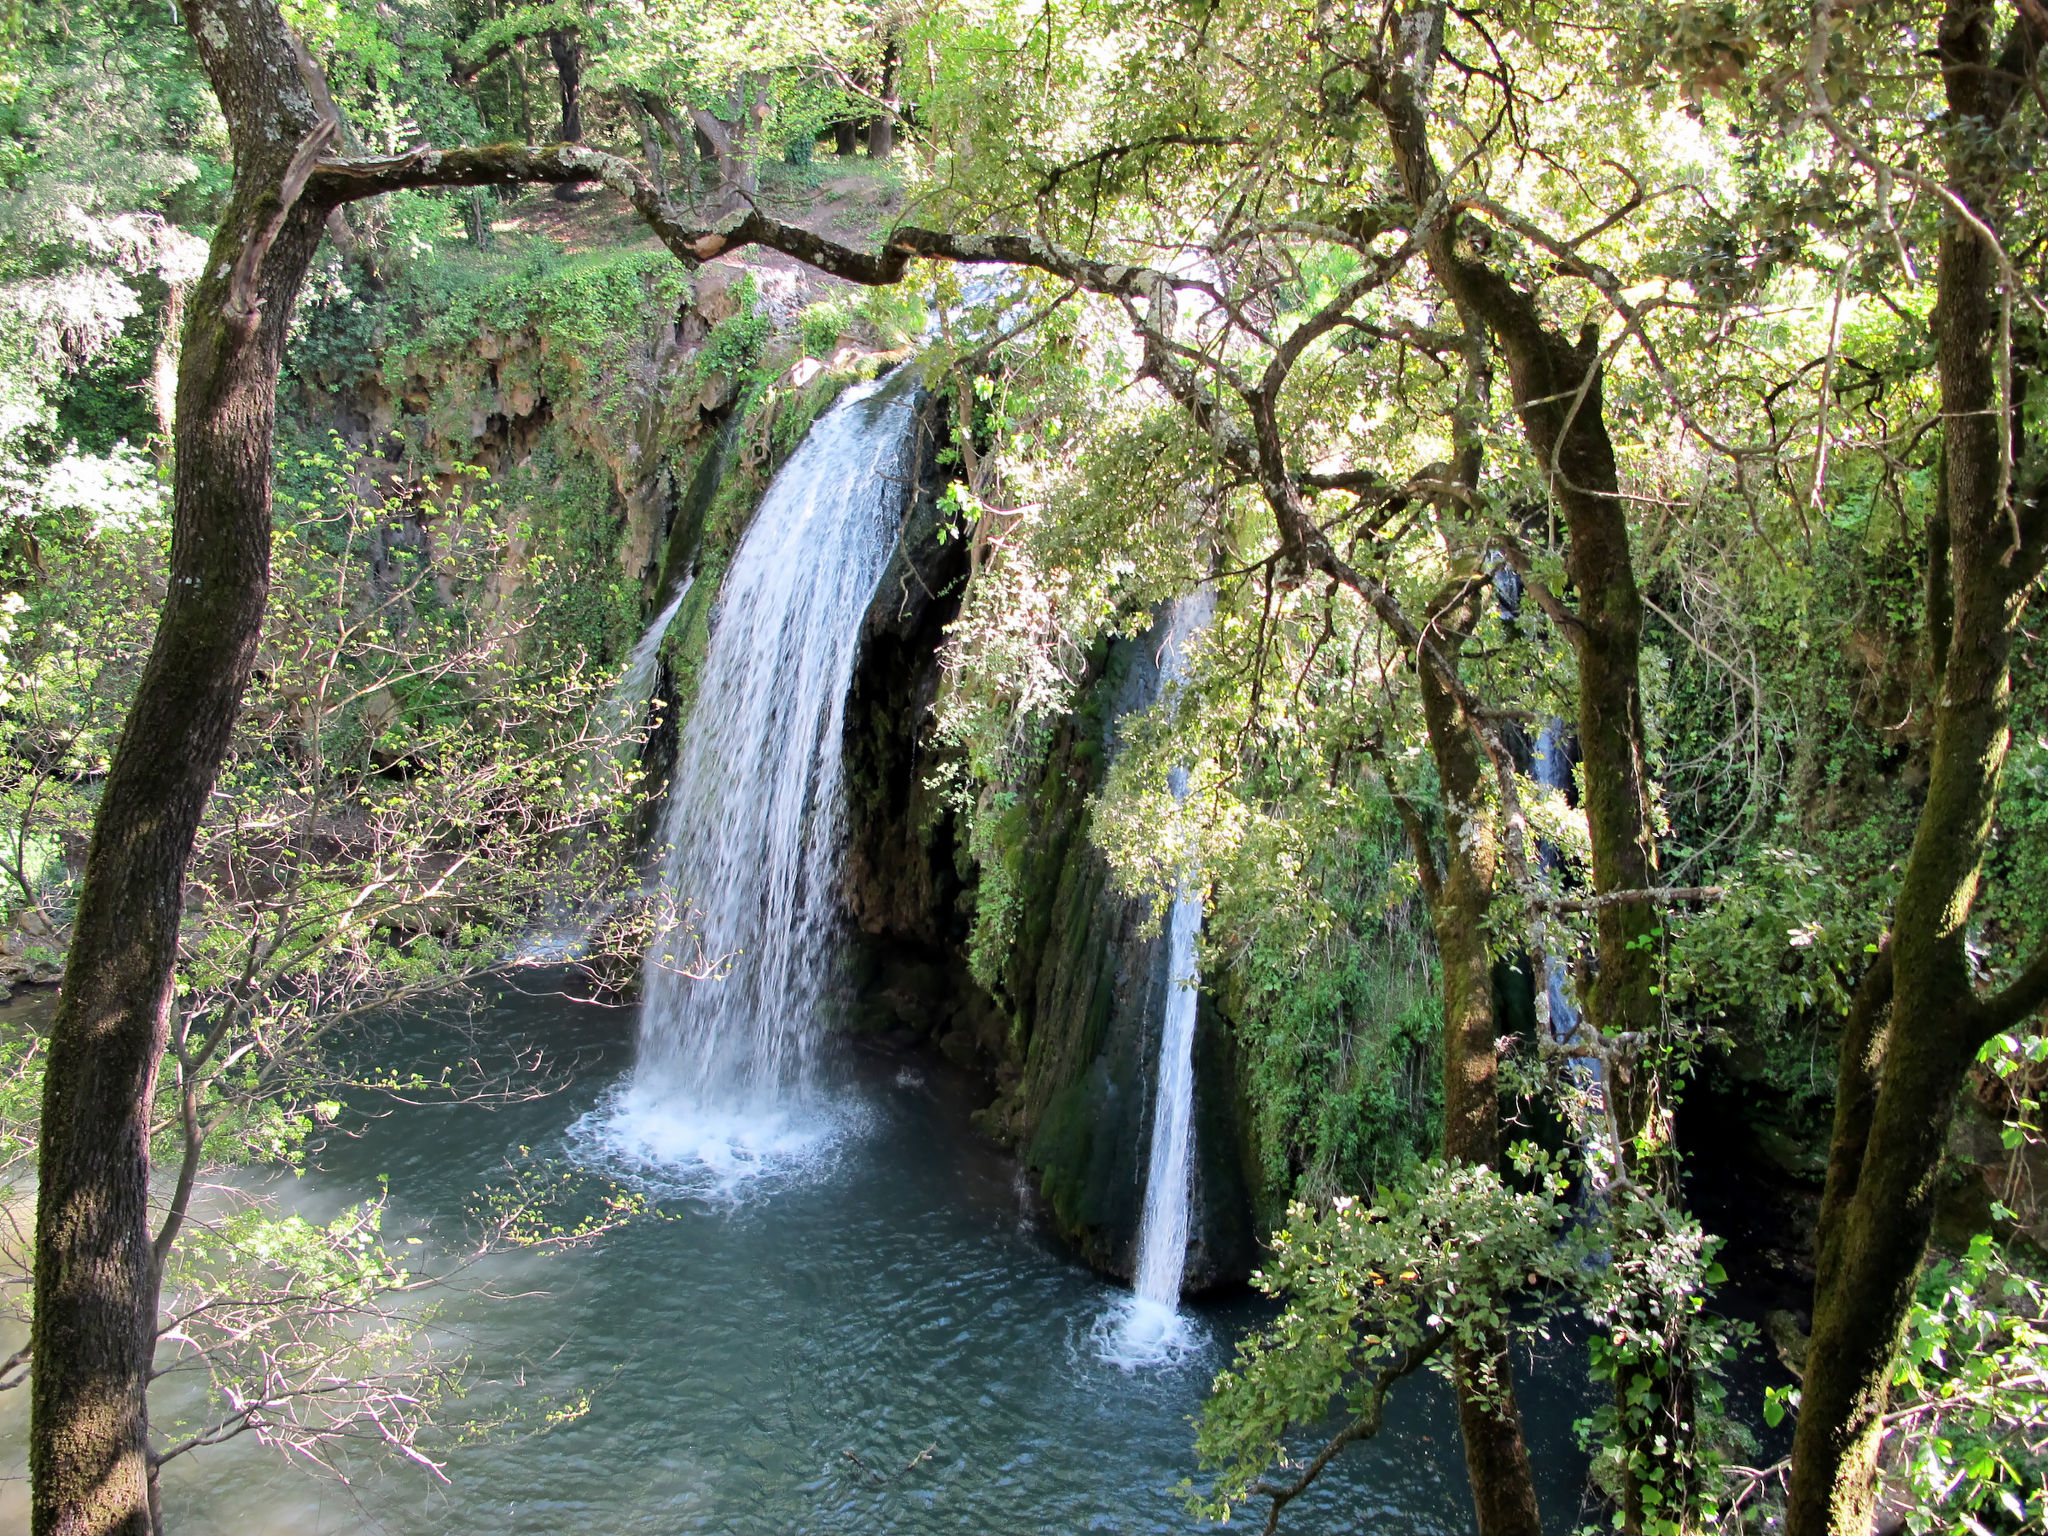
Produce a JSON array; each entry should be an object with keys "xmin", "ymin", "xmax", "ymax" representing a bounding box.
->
[
  {"xmin": 1110, "ymin": 589, "xmax": 1214, "ymax": 1364},
  {"xmin": 517, "ymin": 585, "xmax": 696, "ymax": 964},
  {"xmin": 1531, "ymin": 716, "xmax": 1609, "ymax": 1214},
  {"xmin": 1532, "ymin": 719, "xmax": 1581, "ymax": 1050},
  {"xmin": 601, "ymin": 579, "xmax": 692, "ymax": 764}
]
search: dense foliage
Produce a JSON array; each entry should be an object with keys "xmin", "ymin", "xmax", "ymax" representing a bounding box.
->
[{"xmin": 2, "ymin": 0, "xmax": 2044, "ymax": 1533}]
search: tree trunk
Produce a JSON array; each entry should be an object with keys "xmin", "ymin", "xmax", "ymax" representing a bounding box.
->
[
  {"xmin": 688, "ymin": 99, "xmax": 761, "ymax": 214},
  {"xmin": 22, "ymin": 8, "xmax": 752, "ymax": 1534},
  {"xmin": 626, "ymin": 94, "xmax": 669, "ymax": 201},
  {"xmin": 1786, "ymin": 5, "xmax": 2048, "ymax": 1530},
  {"xmin": 1406, "ymin": 590, "xmax": 1546, "ymax": 1536},
  {"xmin": 1456, "ymin": 304, "xmax": 1680, "ymax": 1533},
  {"xmin": 547, "ymin": 29, "xmax": 583, "ymax": 201},
  {"xmin": 1444, "ymin": 266, "xmax": 1683, "ymax": 1536},
  {"xmin": 28, "ymin": 3, "xmax": 332, "ymax": 1531},
  {"xmin": 1366, "ymin": 11, "xmax": 1681, "ymax": 1526},
  {"xmin": 834, "ymin": 116, "xmax": 860, "ymax": 156},
  {"xmin": 511, "ymin": 48, "xmax": 535, "ymax": 143},
  {"xmin": 632, "ymin": 91, "xmax": 700, "ymax": 204},
  {"xmin": 867, "ymin": 34, "xmax": 901, "ymax": 159}
]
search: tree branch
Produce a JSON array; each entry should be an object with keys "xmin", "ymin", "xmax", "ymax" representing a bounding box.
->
[
  {"xmin": 1978, "ymin": 935, "xmax": 2048, "ymax": 1039},
  {"xmin": 1249, "ymin": 1329, "xmax": 1445, "ymax": 1535}
]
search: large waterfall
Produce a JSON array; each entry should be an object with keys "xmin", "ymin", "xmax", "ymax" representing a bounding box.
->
[
  {"xmin": 577, "ymin": 376, "xmax": 916, "ymax": 1195},
  {"xmin": 1111, "ymin": 589, "xmax": 1215, "ymax": 1363}
]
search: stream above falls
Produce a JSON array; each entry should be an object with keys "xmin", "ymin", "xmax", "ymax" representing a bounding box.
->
[{"xmin": 45, "ymin": 975, "xmax": 1599, "ymax": 1536}]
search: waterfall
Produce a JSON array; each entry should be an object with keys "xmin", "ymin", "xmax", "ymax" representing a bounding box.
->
[
  {"xmin": 574, "ymin": 375, "xmax": 916, "ymax": 1195},
  {"xmin": 1531, "ymin": 713, "xmax": 1608, "ymax": 1214},
  {"xmin": 604, "ymin": 579, "xmax": 693, "ymax": 761},
  {"xmin": 1111, "ymin": 589, "xmax": 1214, "ymax": 1362},
  {"xmin": 1532, "ymin": 718, "xmax": 1581, "ymax": 1049},
  {"xmin": 516, "ymin": 584, "xmax": 696, "ymax": 964}
]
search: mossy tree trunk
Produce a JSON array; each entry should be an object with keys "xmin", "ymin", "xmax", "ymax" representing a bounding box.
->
[
  {"xmin": 28, "ymin": 2, "xmax": 333, "ymax": 1529},
  {"xmin": 1367, "ymin": 9, "xmax": 1683, "ymax": 1525},
  {"xmin": 1786, "ymin": 3, "xmax": 2048, "ymax": 1530},
  {"xmin": 1389, "ymin": 578, "xmax": 1545, "ymax": 1536}
]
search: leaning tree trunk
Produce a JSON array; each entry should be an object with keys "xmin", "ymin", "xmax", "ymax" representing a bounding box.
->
[
  {"xmin": 22, "ymin": 4, "xmax": 754, "ymax": 1531},
  {"xmin": 27, "ymin": 3, "xmax": 332, "ymax": 1531},
  {"xmin": 1786, "ymin": 4, "xmax": 2048, "ymax": 1530},
  {"xmin": 625, "ymin": 93, "xmax": 669, "ymax": 200}
]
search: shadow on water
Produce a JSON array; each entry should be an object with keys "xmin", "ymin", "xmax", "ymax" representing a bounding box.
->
[{"xmin": 1, "ymin": 975, "xmax": 1600, "ymax": 1535}]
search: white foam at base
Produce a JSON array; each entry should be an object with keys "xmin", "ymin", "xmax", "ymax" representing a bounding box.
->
[
  {"xmin": 566, "ymin": 1079, "xmax": 865, "ymax": 1205},
  {"xmin": 1093, "ymin": 1293, "xmax": 1204, "ymax": 1370}
]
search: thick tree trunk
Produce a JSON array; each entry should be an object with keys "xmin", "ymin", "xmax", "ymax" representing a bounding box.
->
[
  {"xmin": 27, "ymin": 3, "xmax": 331, "ymax": 1531},
  {"xmin": 547, "ymin": 29, "xmax": 584, "ymax": 202},
  {"xmin": 1786, "ymin": 6, "xmax": 2048, "ymax": 1530},
  {"xmin": 688, "ymin": 92, "xmax": 766, "ymax": 214},
  {"xmin": 834, "ymin": 116, "xmax": 860, "ymax": 156},
  {"xmin": 867, "ymin": 35, "xmax": 901, "ymax": 159}
]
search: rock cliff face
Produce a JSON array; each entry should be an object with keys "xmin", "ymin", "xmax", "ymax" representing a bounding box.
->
[
  {"xmin": 286, "ymin": 253, "xmax": 763, "ymax": 669},
  {"xmin": 833, "ymin": 401, "xmax": 1259, "ymax": 1290}
]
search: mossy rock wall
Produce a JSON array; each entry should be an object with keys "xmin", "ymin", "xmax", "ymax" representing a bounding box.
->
[
  {"xmin": 996, "ymin": 613, "xmax": 1257, "ymax": 1290},
  {"xmin": 839, "ymin": 548, "xmax": 1260, "ymax": 1290},
  {"xmin": 284, "ymin": 251, "xmax": 767, "ymax": 674}
]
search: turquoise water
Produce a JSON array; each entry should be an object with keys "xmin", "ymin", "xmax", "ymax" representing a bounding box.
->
[{"xmin": 4, "ymin": 978, "xmax": 1600, "ymax": 1534}]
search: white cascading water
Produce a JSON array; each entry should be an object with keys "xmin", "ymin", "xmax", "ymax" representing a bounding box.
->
[
  {"xmin": 1532, "ymin": 718, "xmax": 1582, "ymax": 1049},
  {"xmin": 1110, "ymin": 588, "xmax": 1215, "ymax": 1364},
  {"xmin": 517, "ymin": 582, "xmax": 698, "ymax": 964},
  {"xmin": 574, "ymin": 376, "xmax": 915, "ymax": 1196},
  {"xmin": 601, "ymin": 578, "xmax": 693, "ymax": 764}
]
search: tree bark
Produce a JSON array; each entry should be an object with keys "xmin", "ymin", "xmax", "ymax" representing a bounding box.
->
[
  {"xmin": 1408, "ymin": 584, "xmax": 1546, "ymax": 1536},
  {"xmin": 1786, "ymin": 4, "xmax": 2048, "ymax": 1531},
  {"xmin": 28, "ymin": 3, "xmax": 332, "ymax": 1531},
  {"xmin": 867, "ymin": 34, "xmax": 901, "ymax": 159},
  {"xmin": 546, "ymin": 29, "xmax": 584, "ymax": 202}
]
